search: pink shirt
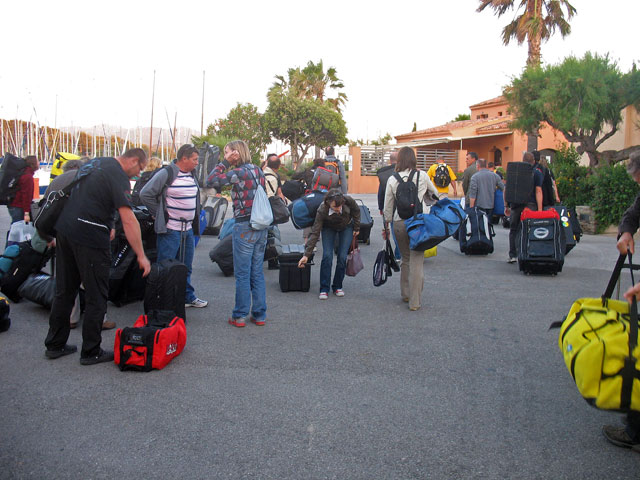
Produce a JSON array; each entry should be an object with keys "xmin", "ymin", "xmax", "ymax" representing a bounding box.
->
[{"xmin": 166, "ymin": 171, "xmax": 198, "ymax": 231}]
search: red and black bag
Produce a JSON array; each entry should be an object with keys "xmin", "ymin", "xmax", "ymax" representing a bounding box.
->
[{"xmin": 114, "ymin": 314, "xmax": 186, "ymax": 371}]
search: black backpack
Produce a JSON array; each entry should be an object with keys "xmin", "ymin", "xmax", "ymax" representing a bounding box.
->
[
  {"xmin": 535, "ymin": 163, "xmax": 556, "ymax": 207},
  {"xmin": 0, "ymin": 153, "xmax": 27, "ymax": 205},
  {"xmin": 393, "ymin": 170, "xmax": 422, "ymax": 220},
  {"xmin": 131, "ymin": 168, "xmax": 161, "ymax": 206},
  {"xmin": 433, "ymin": 163, "xmax": 451, "ymax": 188}
]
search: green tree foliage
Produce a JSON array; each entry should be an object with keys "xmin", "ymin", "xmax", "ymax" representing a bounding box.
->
[
  {"xmin": 264, "ymin": 95, "xmax": 348, "ymax": 167},
  {"xmin": 269, "ymin": 60, "xmax": 347, "ymax": 112},
  {"xmin": 197, "ymin": 103, "xmax": 271, "ymax": 164},
  {"xmin": 477, "ymin": 0, "xmax": 576, "ymax": 67},
  {"xmin": 550, "ymin": 144, "xmax": 593, "ymax": 208},
  {"xmin": 505, "ymin": 53, "xmax": 640, "ymax": 168},
  {"xmin": 370, "ymin": 133, "xmax": 392, "ymax": 146},
  {"xmin": 591, "ymin": 164, "xmax": 640, "ymax": 232},
  {"xmin": 451, "ymin": 114, "xmax": 471, "ymax": 122}
]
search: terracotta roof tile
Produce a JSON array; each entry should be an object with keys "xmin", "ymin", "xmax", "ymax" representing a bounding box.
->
[{"xmin": 469, "ymin": 95, "xmax": 506, "ymax": 109}]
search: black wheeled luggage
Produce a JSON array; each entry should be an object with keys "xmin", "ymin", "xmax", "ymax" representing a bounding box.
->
[
  {"xmin": 355, "ymin": 199, "xmax": 374, "ymax": 245},
  {"xmin": 568, "ymin": 206, "xmax": 583, "ymax": 242},
  {"xmin": 551, "ymin": 205, "xmax": 577, "ymax": 254},
  {"xmin": 459, "ymin": 207, "xmax": 495, "ymax": 255},
  {"xmin": 517, "ymin": 211, "xmax": 565, "ymax": 275},
  {"xmin": 209, "ymin": 235, "xmax": 234, "ymax": 276},
  {"xmin": 144, "ymin": 259, "xmax": 188, "ymax": 323},
  {"xmin": 278, "ymin": 244, "xmax": 312, "ymax": 292}
]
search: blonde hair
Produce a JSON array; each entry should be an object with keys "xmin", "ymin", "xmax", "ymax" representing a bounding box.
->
[
  {"xmin": 225, "ymin": 140, "xmax": 251, "ymax": 165},
  {"xmin": 145, "ymin": 156, "xmax": 162, "ymax": 172}
]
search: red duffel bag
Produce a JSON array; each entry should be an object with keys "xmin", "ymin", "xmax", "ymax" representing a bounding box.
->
[
  {"xmin": 520, "ymin": 207, "xmax": 560, "ymax": 221},
  {"xmin": 114, "ymin": 314, "xmax": 186, "ymax": 371}
]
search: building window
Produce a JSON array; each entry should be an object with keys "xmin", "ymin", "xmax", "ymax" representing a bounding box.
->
[
  {"xmin": 476, "ymin": 113, "xmax": 488, "ymax": 120},
  {"xmin": 498, "ymin": 111, "xmax": 502, "ymax": 116}
]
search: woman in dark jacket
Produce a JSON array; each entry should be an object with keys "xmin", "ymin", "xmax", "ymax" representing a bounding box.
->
[{"xmin": 298, "ymin": 189, "xmax": 360, "ymax": 299}]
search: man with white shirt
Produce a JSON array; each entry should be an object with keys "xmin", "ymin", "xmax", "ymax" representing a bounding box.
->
[{"xmin": 140, "ymin": 144, "xmax": 208, "ymax": 308}]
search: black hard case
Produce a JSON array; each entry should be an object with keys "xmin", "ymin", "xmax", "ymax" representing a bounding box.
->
[
  {"xmin": 143, "ymin": 258, "xmax": 188, "ymax": 322},
  {"xmin": 505, "ymin": 162, "xmax": 534, "ymax": 205},
  {"xmin": 278, "ymin": 244, "xmax": 312, "ymax": 292},
  {"xmin": 517, "ymin": 217, "xmax": 565, "ymax": 275}
]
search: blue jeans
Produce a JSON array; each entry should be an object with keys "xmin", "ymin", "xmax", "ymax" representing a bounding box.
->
[
  {"xmin": 232, "ymin": 221, "xmax": 268, "ymax": 321},
  {"xmin": 320, "ymin": 225, "xmax": 353, "ymax": 293},
  {"xmin": 156, "ymin": 228, "xmax": 196, "ymax": 303},
  {"xmin": 7, "ymin": 206, "xmax": 23, "ymax": 224}
]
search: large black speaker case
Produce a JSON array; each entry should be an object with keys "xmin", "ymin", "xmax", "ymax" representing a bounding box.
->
[
  {"xmin": 278, "ymin": 245, "xmax": 312, "ymax": 292},
  {"xmin": 505, "ymin": 162, "xmax": 533, "ymax": 205},
  {"xmin": 517, "ymin": 218, "xmax": 565, "ymax": 275}
]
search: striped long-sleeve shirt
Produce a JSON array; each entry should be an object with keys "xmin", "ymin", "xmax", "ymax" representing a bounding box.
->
[{"xmin": 166, "ymin": 171, "xmax": 198, "ymax": 230}]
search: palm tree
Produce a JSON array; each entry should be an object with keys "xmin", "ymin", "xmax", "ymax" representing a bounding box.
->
[
  {"xmin": 477, "ymin": 0, "xmax": 577, "ymax": 67},
  {"xmin": 478, "ymin": 0, "xmax": 576, "ymax": 149},
  {"xmin": 268, "ymin": 60, "xmax": 348, "ymax": 158},
  {"xmin": 269, "ymin": 60, "xmax": 347, "ymax": 112}
]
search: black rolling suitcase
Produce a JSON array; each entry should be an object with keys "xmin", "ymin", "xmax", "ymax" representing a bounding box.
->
[
  {"xmin": 144, "ymin": 259, "xmax": 188, "ymax": 323},
  {"xmin": 355, "ymin": 199, "xmax": 374, "ymax": 245},
  {"xmin": 551, "ymin": 205, "xmax": 577, "ymax": 254},
  {"xmin": 278, "ymin": 244, "xmax": 312, "ymax": 292},
  {"xmin": 209, "ymin": 235, "xmax": 234, "ymax": 276},
  {"xmin": 459, "ymin": 207, "xmax": 495, "ymax": 255},
  {"xmin": 517, "ymin": 210, "xmax": 565, "ymax": 275}
]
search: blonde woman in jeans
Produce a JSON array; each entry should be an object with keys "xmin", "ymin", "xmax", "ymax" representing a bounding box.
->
[{"xmin": 382, "ymin": 147, "xmax": 438, "ymax": 311}]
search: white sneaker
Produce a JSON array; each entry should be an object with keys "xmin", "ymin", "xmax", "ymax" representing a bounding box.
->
[
  {"xmin": 186, "ymin": 298, "xmax": 208, "ymax": 308},
  {"xmin": 507, "ymin": 257, "xmax": 517, "ymax": 264},
  {"xmin": 319, "ymin": 292, "xmax": 328, "ymax": 300},
  {"xmin": 334, "ymin": 289, "xmax": 345, "ymax": 297}
]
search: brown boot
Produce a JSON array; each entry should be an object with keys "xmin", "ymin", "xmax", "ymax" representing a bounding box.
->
[{"xmin": 101, "ymin": 320, "xmax": 116, "ymax": 330}]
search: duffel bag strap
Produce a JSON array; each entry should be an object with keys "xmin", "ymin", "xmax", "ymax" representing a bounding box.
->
[
  {"xmin": 603, "ymin": 254, "xmax": 629, "ymax": 300},
  {"xmin": 620, "ymin": 253, "xmax": 639, "ymax": 411}
]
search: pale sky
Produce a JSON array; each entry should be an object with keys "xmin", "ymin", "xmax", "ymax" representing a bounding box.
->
[{"xmin": 1, "ymin": 0, "xmax": 638, "ymax": 144}]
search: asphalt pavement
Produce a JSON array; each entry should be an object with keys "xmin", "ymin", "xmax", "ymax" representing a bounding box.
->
[{"xmin": 0, "ymin": 194, "xmax": 637, "ymax": 480}]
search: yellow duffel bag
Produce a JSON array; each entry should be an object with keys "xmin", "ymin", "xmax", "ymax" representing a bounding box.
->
[{"xmin": 557, "ymin": 253, "xmax": 640, "ymax": 412}]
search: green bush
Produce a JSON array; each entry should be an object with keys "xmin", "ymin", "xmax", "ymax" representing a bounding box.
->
[
  {"xmin": 551, "ymin": 144, "xmax": 593, "ymax": 208},
  {"xmin": 590, "ymin": 164, "xmax": 639, "ymax": 232}
]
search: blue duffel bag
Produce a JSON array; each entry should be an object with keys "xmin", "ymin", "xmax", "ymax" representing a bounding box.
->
[
  {"xmin": 493, "ymin": 187, "xmax": 505, "ymax": 216},
  {"xmin": 218, "ymin": 218, "xmax": 236, "ymax": 241},
  {"xmin": 405, "ymin": 198, "xmax": 466, "ymax": 251},
  {"xmin": 288, "ymin": 191, "xmax": 325, "ymax": 229}
]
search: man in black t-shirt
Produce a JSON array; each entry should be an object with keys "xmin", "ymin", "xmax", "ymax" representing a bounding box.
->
[{"xmin": 44, "ymin": 148, "xmax": 151, "ymax": 365}]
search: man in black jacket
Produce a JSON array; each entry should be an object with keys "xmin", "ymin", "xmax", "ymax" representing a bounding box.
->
[{"xmin": 604, "ymin": 150, "xmax": 640, "ymax": 451}]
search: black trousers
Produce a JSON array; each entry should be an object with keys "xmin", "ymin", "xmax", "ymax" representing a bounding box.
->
[
  {"xmin": 44, "ymin": 233, "xmax": 110, "ymax": 357},
  {"xmin": 626, "ymin": 411, "xmax": 640, "ymax": 441},
  {"xmin": 508, "ymin": 203, "xmax": 537, "ymax": 258}
]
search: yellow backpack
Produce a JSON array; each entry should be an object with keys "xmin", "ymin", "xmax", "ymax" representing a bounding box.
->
[{"xmin": 556, "ymin": 254, "xmax": 640, "ymax": 412}]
